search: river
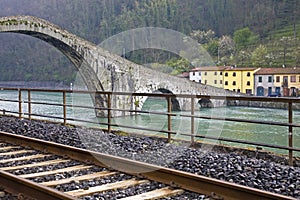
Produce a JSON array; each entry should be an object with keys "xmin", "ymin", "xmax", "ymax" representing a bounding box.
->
[{"xmin": 0, "ymin": 90, "xmax": 299, "ymax": 156}]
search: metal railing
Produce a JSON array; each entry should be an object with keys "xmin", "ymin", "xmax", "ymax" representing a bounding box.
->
[{"xmin": 0, "ymin": 87, "xmax": 299, "ymax": 166}]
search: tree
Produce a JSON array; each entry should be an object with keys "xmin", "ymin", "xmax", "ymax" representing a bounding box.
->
[
  {"xmin": 292, "ymin": 45, "xmax": 300, "ymax": 66},
  {"xmin": 233, "ymin": 27, "xmax": 257, "ymax": 50},
  {"xmin": 218, "ymin": 35, "xmax": 235, "ymax": 64},
  {"xmin": 190, "ymin": 29, "xmax": 215, "ymax": 44},
  {"xmin": 251, "ymin": 45, "xmax": 268, "ymax": 67},
  {"xmin": 279, "ymin": 36, "xmax": 293, "ymax": 66},
  {"xmin": 206, "ymin": 40, "xmax": 219, "ymax": 57},
  {"xmin": 237, "ymin": 50, "xmax": 251, "ymax": 66},
  {"xmin": 166, "ymin": 58, "xmax": 192, "ymax": 74}
]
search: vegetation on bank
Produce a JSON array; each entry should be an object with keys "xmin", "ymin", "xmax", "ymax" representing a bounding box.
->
[{"xmin": 0, "ymin": 0, "xmax": 299, "ymax": 82}]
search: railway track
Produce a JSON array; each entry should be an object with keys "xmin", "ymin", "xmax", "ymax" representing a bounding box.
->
[{"xmin": 0, "ymin": 131, "xmax": 296, "ymax": 200}]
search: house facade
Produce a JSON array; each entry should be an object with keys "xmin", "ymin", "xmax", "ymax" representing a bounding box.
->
[
  {"xmin": 254, "ymin": 68, "xmax": 276, "ymax": 96},
  {"xmin": 189, "ymin": 70, "xmax": 202, "ymax": 83},
  {"xmin": 254, "ymin": 68, "xmax": 300, "ymax": 97},
  {"xmin": 189, "ymin": 66, "xmax": 228, "ymax": 88},
  {"xmin": 223, "ymin": 68, "xmax": 259, "ymax": 95}
]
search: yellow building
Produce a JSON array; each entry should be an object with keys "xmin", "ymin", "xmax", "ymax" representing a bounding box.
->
[
  {"xmin": 223, "ymin": 67, "xmax": 259, "ymax": 95},
  {"xmin": 189, "ymin": 66, "xmax": 228, "ymax": 88}
]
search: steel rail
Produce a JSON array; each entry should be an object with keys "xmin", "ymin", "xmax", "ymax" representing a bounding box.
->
[
  {"xmin": 0, "ymin": 131, "xmax": 295, "ymax": 200},
  {"xmin": 0, "ymin": 170, "xmax": 76, "ymax": 200}
]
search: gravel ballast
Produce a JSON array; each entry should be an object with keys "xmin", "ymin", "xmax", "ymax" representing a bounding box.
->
[{"xmin": 0, "ymin": 116, "xmax": 299, "ymax": 199}]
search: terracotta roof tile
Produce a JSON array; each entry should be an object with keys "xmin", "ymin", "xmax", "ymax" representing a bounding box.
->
[
  {"xmin": 224, "ymin": 67, "xmax": 257, "ymax": 71},
  {"xmin": 255, "ymin": 67, "xmax": 300, "ymax": 75},
  {"xmin": 190, "ymin": 66, "xmax": 230, "ymax": 72}
]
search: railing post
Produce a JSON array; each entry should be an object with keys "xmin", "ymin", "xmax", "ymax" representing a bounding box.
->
[
  {"xmin": 191, "ymin": 97, "xmax": 195, "ymax": 144},
  {"xmin": 63, "ymin": 91, "xmax": 67, "ymax": 125},
  {"xmin": 18, "ymin": 89, "xmax": 22, "ymax": 119},
  {"xmin": 167, "ymin": 96, "xmax": 172, "ymax": 142},
  {"xmin": 107, "ymin": 93, "xmax": 112, "ymax": 133},
  {"xmin": 288, "ymin": 102, "xmax": 293, "ymax": 166},
  {"xmin": 28, "ymin": 90, "xmax": 31, "ymax": 120}
]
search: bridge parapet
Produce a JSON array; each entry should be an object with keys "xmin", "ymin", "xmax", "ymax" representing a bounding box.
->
[{"xmin": 0, "ymin": 15, "xmax": 239, "ymax": 117}]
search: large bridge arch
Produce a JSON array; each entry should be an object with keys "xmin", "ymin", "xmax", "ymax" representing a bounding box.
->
[
  {"xmin": 0, "ymin": 16, "xmax": 113, "ymax": 115},
  {"xmin": 0, "ymin": 16, "xmax": 105, "ymax": 91}
]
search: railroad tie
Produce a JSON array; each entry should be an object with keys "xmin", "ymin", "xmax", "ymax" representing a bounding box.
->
[
  {"xmin": 118, "ymin": 187, "xmax": 184, "ymax": 200},
  {"xmin": 41, "ymin": 171, "xmax": 117, "ymax": 187},
  {"xmin": 0, "ymin": 149, "xmax": 35, "ymax": 157},
  {"xmin": 0, "ymin": 146, "xmax": 20, "ymax": 151},
  {"xmin": 65, "ymin": 179, "xmax": 149, "ymax": 197},
  {"xmin": 20, "ymin": 165, "xmax": 92, "ymax": 179},
  {"xmin": 0, "ymin": 154, "xmax": 48, "ymax": 164},
  {"xmin": 0, "ymin": 159, "xmax": 70, "ymax": 171}
]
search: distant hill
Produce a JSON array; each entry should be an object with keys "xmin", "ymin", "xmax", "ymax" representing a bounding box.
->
[{"xmin": 0, "ymin": 0, "xmax": 299, "ymax": 83}]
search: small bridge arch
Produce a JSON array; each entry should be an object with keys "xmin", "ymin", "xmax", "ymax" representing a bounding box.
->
[{"xmin": 141, "ymin": 88, "xmax": 181, "ymax": 112}]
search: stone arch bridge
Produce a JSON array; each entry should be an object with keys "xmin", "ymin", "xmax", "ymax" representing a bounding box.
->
[{"xmin": 0, "ymin": 16, "xmax": 237, "ymax": 117}]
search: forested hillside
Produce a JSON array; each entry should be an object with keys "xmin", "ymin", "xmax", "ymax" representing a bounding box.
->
[{"xmin": 0, "ymin": 0, "xmax": 299, "ymax": 82}]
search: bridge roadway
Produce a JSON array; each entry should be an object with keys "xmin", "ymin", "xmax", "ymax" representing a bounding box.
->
[{"xmin": 0, "ymin": 16, "xmax": 237, "ymax": 117}]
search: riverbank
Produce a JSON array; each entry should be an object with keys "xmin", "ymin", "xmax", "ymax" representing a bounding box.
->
[
  {"xmin": 0, "ymin": 81, "xmax": 70, "ymax": 89},
  {"xmin": 0, "ymin": 116, "xmax": 299, "ymax": 198},
  {"xmin": 228, "ymin": 99, "xmax": 300, "ymax": 110}
]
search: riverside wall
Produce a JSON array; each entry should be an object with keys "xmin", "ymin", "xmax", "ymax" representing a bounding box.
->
[{"xmin": 227, "ymin": 99, "xmax": 300, "ymax": 110}]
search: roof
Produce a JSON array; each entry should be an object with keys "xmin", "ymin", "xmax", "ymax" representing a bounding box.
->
[
  {"xmin": 190, "ymin": 66, "xmax": 230, "ymax": 72},
  {"xmin": 255, "ymin": 67, "xmax": 300, "ymax": 75},
  {"xmin": 224, "ymin": 67, "xmax": 257, "ymax": 71},
  {"xmin": 190, "ymin": 66, "xmax": 258, "ymax": 72},
  {"xmin": 177, "ymin": 72, "xmax": 189, "ymax": 78}
]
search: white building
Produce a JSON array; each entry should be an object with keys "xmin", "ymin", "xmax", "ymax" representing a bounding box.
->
[
  {"xmin": 254, "ymin": 68, "xmax": 275, "ymax": 96},
  {"xmin": 189, "ymin": 71, "xmax": 202, "ymax": 83}
]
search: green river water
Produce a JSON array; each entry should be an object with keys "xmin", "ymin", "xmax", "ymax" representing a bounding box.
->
[{"xmin": 0, "ymin": 90, "xmax": 299, "ymax": 156}]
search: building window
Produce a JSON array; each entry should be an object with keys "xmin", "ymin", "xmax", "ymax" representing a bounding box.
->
[
  {"xmin": 214, "ymin": 72, "xmax": 217, "ymax": 75},
  {"xmin": 276, "ymin": 76, "xmax": 280, "ymax": 83},
  {"xmin": 258, "ymin": 76, "xmax": 262, "ymax": 83},
  {"xmin": 204, "ymin": 72, "xmax": 207, "ymax": 76},
  {"xmin": 268, "ymin": 76, "xmax": 272, "ymax": 83},
  {"xmin": 220, "ymin": 80, "xmax": 223, "ymax": 84},
  {"xmin": 214, "ymin": 80, "xmax": 217, "ymax": 84},
  {"xmin": 247, "ymin": 81, "xmax": 251, "ymax": 86},
  {"xmin": 225, "ymin": 81, "xmax": 228, "ymax": 86},
  {"xmin": 225, "ymin": 72, "xmax": 228, "ymax": 77},
  {"xmin": 233, "ymin": 89, "xmax": 236, "ymax": 92},
  {"xmin": 192, "ymin": 72, "xmax": 195, "ymax": 76},
  {"xmin": 291, "ymin": 76, "xmax": 296, "ymax": 82},
  {"xmin": 247, "ymin": 72, "xmax": 251, "ymax": 77},
  {"xmin": 233, "ymin": 72, "xmax": 236, "ymax": 77},
  {"xmin": 233, "ymin": 81, "xmax": 236, "ymax": 86},
  {"xmin": 220, "ymin": 72, "xmax": 223, "ymax": 75},
  {"xmin": 237, "ymin": 89, "xmax": 241, "ymax": 93},
  {"xmin": 205, "ymin": 80, "xmax": 207, "ymax": 84}
]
